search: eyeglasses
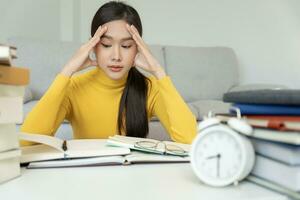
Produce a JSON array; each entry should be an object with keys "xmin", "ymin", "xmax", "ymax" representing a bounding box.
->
[{"xmin": 134, "ymin": 140, "xmax": 188, "ymax": 156}]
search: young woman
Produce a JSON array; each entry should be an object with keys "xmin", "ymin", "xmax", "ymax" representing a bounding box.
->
[{"xmin": 21, "ymin": 1, "xmax": 197, "ymax": 145}]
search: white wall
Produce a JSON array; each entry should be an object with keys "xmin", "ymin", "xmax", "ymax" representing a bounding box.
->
[
  {"xmin": 1, "ymin": 0, "xmax": 300, "ymax": 88},
  {"xmin": 0, "ymin": 0, "xmax": 61, "ymax": 41}
]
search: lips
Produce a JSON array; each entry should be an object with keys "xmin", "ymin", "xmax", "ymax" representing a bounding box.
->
[{"xmin": 108, "ymin": 65, "xmax": 123, "ymax": 72}]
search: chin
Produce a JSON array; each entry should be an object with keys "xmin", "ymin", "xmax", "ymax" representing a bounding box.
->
[
  {"xmin": 106, "ymin": 70, "xmax": 127, "ymax": 80},
  {"xmin": 108, "ymin": 74, "xmax": 124, "ymax": 80}
]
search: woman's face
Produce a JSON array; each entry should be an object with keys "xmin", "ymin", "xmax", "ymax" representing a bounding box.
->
[{"xmin": 94, "ymin": 20, "xmax": 137, "ymax": 80}]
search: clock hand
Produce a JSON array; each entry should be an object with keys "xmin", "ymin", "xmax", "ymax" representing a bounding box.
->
[
  {"xmin": 217, "ymin": 153, "xmax": 221, "ymax": 178},
  {"xmin": 206, "ymin": 154, "xmax": 219, "ymax": 160}
]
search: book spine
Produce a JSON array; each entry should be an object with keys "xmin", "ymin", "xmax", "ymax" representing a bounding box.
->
[
  {"xmin": 0, "ymin": 124, "xmax": 18, "ymax": 152},
  {"xmin": 0, "ymin": 97, "xmax": 23, "ymax": 123},
  {"xmin": 251, "ymin": 138, "xmax": 300, "ymax": 165},
  {"xmin": 0, "ymin": 149, "xmax": 21, "ymax": 184},
  {"xmin": 233, "ymin": 103, "xmax": 300, "ymax": 115},
  {"xmin": 251, "ymin": 155, "xmax": 300, "ymax": 191},
  {"xmin": 0, "ymin": 46, "xmax": 10, "ymax": 60},
  {"xmin": 0, "ymin": 66, "xmax": 29, "ymax": 85},
  {"xmin": 0, "ymin": 85, "xmax": 25, "ymax": 97},
  {"xmin": 0, "ymin": 46, "xmax": 12, "ymax": 66}
]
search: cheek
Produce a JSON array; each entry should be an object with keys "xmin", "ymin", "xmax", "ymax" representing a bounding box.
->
[
  {"xmin": 94, "ymin": 46, "xmax": 108, "ymax": 61},
  {"xmin": 124, "ymin": 47, "xmax": 137, "ymax": 61}
]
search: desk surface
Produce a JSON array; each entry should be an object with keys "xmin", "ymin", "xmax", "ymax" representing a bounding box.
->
[{"xmin": 0, "ymin": 163, "xmax": 287, "ymax": 200}]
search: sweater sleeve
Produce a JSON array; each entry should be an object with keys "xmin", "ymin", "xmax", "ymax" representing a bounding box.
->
[
  {"xmin": 20, "ymin": 74, "xmax": 72, "ymax": 146},
  {"xmin": 149, "ymin": 76, "xmax": 197, "ymax": 144}
]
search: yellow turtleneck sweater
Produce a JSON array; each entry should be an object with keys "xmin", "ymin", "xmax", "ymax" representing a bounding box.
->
[{"xmin": 20, "ymin": 67, "xmax": 197, "ymax": 145}]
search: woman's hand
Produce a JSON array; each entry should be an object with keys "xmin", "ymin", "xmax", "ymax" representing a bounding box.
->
[
  {"xmin": 61, "ymin": 26, "xmax": 108, "ymax": 77},
  {"xmin": 126, "ymin": 24, "xmax": 166, "ymax": 79}
]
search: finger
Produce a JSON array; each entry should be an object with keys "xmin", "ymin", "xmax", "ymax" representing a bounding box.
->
[
  {"xmin": 94, "ymin": 25, "xmax": 108, "ymax": 38},
  {"xmin": 129, "ymin": 25, "xmax": 147, "ymax": 46},
  {"xmin": 126, "ymin": 24, "xmax": 140, "ymax": 42},
  {"xmin": 87, "ymin": 26, "xmax": 107, "ymax": 48},
  {"xmin": 125, "ymin": 24, "xmax": 155, "ymax": 65},
  {"xmin": 126, "ymin": 24, "xmax": 144, "ymax": 49}
]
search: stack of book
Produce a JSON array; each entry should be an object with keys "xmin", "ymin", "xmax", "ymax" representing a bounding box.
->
[
  {"xmin": 220, "ymin": 89, "xmax": 300, "ymax": 199},
  {"xmin": 0, "ymin": 44, "xmax": 29, "ymax": 184}
]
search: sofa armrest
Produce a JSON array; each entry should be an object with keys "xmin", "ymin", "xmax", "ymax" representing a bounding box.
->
[
  {"xmin": 24, "ymin": 87, "xmax": 33, "ymax": 103},
  {"xmin": 190, "ymin": 100, "xmax": 232, "ymax": 120},
  {"xmin": 228, "ymin": 84, "xmax": 288, "ymax": 92}
]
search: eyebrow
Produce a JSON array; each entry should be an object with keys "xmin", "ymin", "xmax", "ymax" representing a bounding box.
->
[{"xmin": 101, "ymin": 34, "xmax": 133, "ymax": 41}]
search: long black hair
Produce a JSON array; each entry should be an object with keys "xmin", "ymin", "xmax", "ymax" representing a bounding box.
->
[{"xmin": 91, "ymin": 1, "xmax": 150, "ymax": 138}]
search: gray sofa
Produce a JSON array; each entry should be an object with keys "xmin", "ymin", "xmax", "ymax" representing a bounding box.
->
[{"xmin": 8, "ymin": 37, "xmax": 285, "ymax": 141}]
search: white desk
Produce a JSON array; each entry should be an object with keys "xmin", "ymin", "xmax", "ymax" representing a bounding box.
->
[{"xmin": 0, "ymin": 163, "xmax": 287, "ymax": 200}]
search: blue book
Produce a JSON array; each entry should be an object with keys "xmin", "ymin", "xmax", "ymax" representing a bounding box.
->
[{"xmin": 232, "ymin": 103, "xmax": 300, "ymax": 115}]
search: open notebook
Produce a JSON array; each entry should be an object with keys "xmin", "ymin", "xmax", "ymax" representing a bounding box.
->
[
  {"xmin": 20, "ymin": 133, "xmax": 190, "ymax": 168},
  {"xmin": 19, "ymin": 132, "xmax": 130, "ymax": 164},
  {"xmin": 27, "ymin": 151, "xmax": 190, "ymax": 169},
  {"xmin": 107, "ymin": 135, "xmax": 191, "ymax": 156}
]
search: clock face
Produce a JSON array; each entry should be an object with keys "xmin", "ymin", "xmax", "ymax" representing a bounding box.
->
[{"xmin": 191, "ymin": 126, "xmax": 246, "ymax": 186}]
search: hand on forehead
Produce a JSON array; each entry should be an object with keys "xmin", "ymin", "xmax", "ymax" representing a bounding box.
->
[{"xmin": 100, "ymin": 20, "xmax": 134, "ymax": 42}]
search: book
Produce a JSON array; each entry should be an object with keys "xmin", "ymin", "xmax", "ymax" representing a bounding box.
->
[
  {"xmin": 250, "ymin": 138, "xmax": 300, "ymax": 165},
  {"xmin": 0, "ymin": 45, "xmax": 17, "ymax": 66},
  {"xmin": 0, "ymin": 97, "xmax": 23, "ymax": 124},
  {"xmin": 107, "ymin": 135, "xmax": 190, "ymax": 157},
  {"xmin": 0, "ymin": 149, "xmax": 21, "ymax": 184},
  {"xmin": 216, "ymin": 114, "xmax": 300, "ymax": 131},
  {"xmin": 19, "ymin": 132, "xmax": 131, "ymax": 164},
  {"xmin": 251, "ymin": 155, "xmax": 300, "ymax": 191},
  {"xmin": 0, "ymin": 124, "xmax": 18, "ymax": 152},
  {"xmin": 216, "ymin": 114, "xmax": 300, "ymax": 145},
  {"xmin": 246, "ymin": 175, "xmax": 300, "ymax": 200},
  {"xmin": 223, "ymin": 89, "xmax": 300, "ymax": 105},
  {"xmin": 0, "ymin": 84, "xmax": 25, "ymax": 97},
  {"xmin": 248, "ymin": 128, "xmax": 300, "ymax": 145},
  {"xmin": 26, "ymin": 151, "xmax": 190, "ymax": 169},
  {"xmin": 231, "ymin": 103, "xmax": 300, "ymax": 115},
  {"xmin": 0, "ymin": 65, "xmax": 29, "ymax": 85}
]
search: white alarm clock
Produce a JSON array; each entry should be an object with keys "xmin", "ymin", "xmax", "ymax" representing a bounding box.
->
[{"xmin": 190, "ymin": 111, "xmax": 255, "ymax": 187}]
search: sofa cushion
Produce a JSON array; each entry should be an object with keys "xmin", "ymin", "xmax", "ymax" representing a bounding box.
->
[
  {"xmin": 8, "ymin": 37, "xmax": 82, "ymax": 100},
  {"xmin": 150, "ymin": 100, "xmax": 231, "ymax": 121},
  {"xmin": 147, "ymin": 121, "xmax": 171, "ymax": 141},
  {"xmin": 135, "ymin": 45, "xmax": 166, "ymax": 76},
  {"xmin": 150, "ymin": 102, "xmax": 199, "ymax": 121},
  {"xmin": 189, "ymin": 100, "xmax": 232, "ymax": 120},
  {"xmin": 164, "ymin": 46, "xmax": 239, "ymax": 102}
]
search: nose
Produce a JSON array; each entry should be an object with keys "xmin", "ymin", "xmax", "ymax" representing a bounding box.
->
[{"xmin": 111, "ymin": 46, "xmax": 121, "ymax": 62}]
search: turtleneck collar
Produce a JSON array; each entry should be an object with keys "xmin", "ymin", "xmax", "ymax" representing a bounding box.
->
[{"xmin": 91, "ymin": 67, "xmax": 128, "ymax": 89}]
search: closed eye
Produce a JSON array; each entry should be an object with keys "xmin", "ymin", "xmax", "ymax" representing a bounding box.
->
[
  {"xmin": 101, "ymin": 43, "xmax": 111, "ymax": 48},
  {"xmin": 122, "ymin": 45, "xmax": 132, "ymax": 49}
]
